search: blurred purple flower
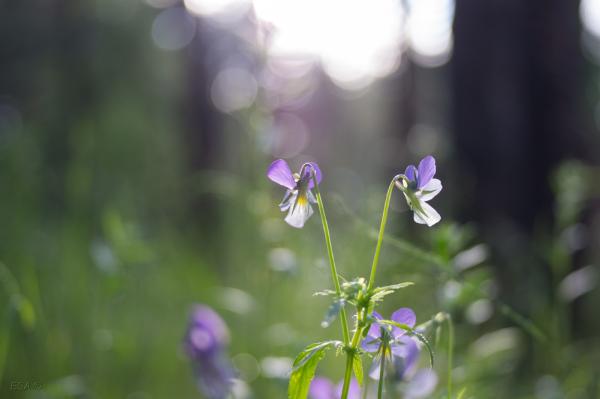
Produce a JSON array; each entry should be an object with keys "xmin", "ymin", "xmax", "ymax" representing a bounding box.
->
[
  {"xmin": 309, "ymin": 376, "xmax": 361, "ymax": 399},
  {"xmin": 403, "ymin": 369, "xmax": 438, "ymax": 399},
  {"xmin": 184, "ymin": 305, "xmax": 234, "ymax": 399},
  {"xmin": 267, "ymin": 159, "xmax": 322, "ymax": 228},
  {"xmin": 361, "ymin": 308, "xmax": 419, "ymax": 380},
  {"xmin": 396, "ymin": 155, "xmax": 442, "ymax": 226}
]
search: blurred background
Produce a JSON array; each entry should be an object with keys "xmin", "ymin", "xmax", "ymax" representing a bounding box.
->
[{"xmin": 1, "ymin": 0, "xmax": 600, "ymax": 397}]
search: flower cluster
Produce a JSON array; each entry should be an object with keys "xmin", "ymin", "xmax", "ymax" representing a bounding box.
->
[
  {"xmin": 183, "ymin": 305, "xmax": 235, "ymax": 399},
  {"xmin": 267, "ymin": 155, "xmax": 442, "ymax": 229}
]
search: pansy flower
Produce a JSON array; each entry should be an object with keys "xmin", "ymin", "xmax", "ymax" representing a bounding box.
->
[
  {"xmin": 361, "ymin": 308, "xmax": 419, "ymax": 380},
  {"xmin": 309, "ymin": 377, "xmax": 361, "ymax": 399},
  {"xmin": 184, "ymin": 305, "xmax": 235, "ymax": 399},
  {"xmin": 396, "ymin": 155, "xmax": 442, "ymax": 227},
  {"xmin": 267, "ymin": 159, "xmax": 322, "ymax": 228}
]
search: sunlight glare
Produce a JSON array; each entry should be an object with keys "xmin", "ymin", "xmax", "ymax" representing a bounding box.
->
[
  {"xmin": 406, "ymin": 0, "xmax": 455, "ymax": 67},
  {"xmin": 184, "ymin": 0, "xmax": 251, "ymax": 22},
  {"xmin": 253, "ymin": 0, "xmax": 405, "ymax": 90},
  {"xmin": 581, "ymin": 0, "xmax": 600, "ymax": 38}
]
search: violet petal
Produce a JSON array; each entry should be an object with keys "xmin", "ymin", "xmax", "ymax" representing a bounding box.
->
[
  {"xmin": 405, "ymin": 165, "xmax": 417, "ymax": 182},
  {"xmin": 304, "ymin": 162, "xmax": 322, "ymax": 189},
  {"xmin": 267, "ymin": 159, "xmax": 296, "ymax": 189},
  {"xmin": 416, "ymin": 156, "xmax": 436, "ymax": 189},
  {"xmin": 391, "ymin": 308, "xmax": 416, "ymax": 339},
  {"xmin": 309, "ymin": 376, "xmax": 335, "ymax": 399}
]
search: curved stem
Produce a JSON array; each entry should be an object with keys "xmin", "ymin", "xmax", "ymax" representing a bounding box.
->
[
  {"xmin": 446, "ymin": 314, "xmax": 454, "ymax": 399},
  {"xmin": 367, "ymin": 178, "xmax": 397, "ymax": 291},
  {"xmin": 311, "ymin": 172, "xmax": 350, "ymax": 345}
]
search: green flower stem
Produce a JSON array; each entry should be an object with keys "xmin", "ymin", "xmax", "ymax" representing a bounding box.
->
[
  {"xmin": 311, "ymin": 171, "xmax": 359, "ymax": 399},
  {"xmin": 367, "ymin": 178, "xmax": 398, "ymax": 291},
  {"xmin": 342, "ymin": 352, "xmax": 354, "ymax": 397},
  {"xmin": 311, "ymin": 171, "xmax": 350, "ymax": 345},
  {"xmin": 340, "ymin": 308, "xmax": 368, "ymax": 398},
  {"xmin": 343, "ymin": 176, "xmax": 399, "ymax": 398},
  {"xmin": 377, "ymin": 346, "xmax": 387, "ymax": 399},
  {"xmin": 446, "ymin": 314, "xmax": 454, "ymax": 399},
  {"xmin": 310, "ymin": 169, "xmax": 361, "ymax": 399}
]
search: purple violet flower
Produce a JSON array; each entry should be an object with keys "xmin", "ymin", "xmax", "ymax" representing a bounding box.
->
[
  {"xmin": 396, "ymin": 155, "xmax": 442, "ymax": 226},
  {"xmin": 361, "ymin": 308, "xmax": 420, "ymax": 380},
  {"xmin": 183, "ymin": 305, "xmax": 235, "ymax": 399},
  {"xmin": 267, "ymin": 159, "xmax": 322, "ymax": 228},
  {"xmin": 309, "ymin": 377, "xmax": 361, "ymax": 399},
  {"xmin": 402, "ymin": 369, "xmax": 438, "ymax": 399}
]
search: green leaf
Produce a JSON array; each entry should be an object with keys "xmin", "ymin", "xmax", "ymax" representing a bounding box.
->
[
  {"xmin": 288, "ymin": 341, "xmax": 341, "ymax": 399},
  {"xmin": 313, "ymin": 289, "xmax": 336, "ymax": 297},
  {"xmin": 499, "ymin": 304, "xmax": 546, "ymax": 342},
  {"xmin": 370, "ymin": 282, "xmax": 414, "ymax": 303},
  {"xmin": 378, "ymin": 320, "xmax": 435, "ymax": 367},
  {"xmin": 372, "ymin": 282, "xmax": 414, "ymax": 292},
  {"xmin": 0, "ymin": 263, "xmax": 35, "ymax": 330},
  {"xmin": 457, "ymin": 387, "xmax": 468, "ymax": 399},
  {"xmin": 352, "ymin": 353, "xmax": 363, "ymax": 386},
  {"xmin": 321, "ymin": 299, "xmax": 345, "ymax": 328},
  {"xmin": 0, "ymin": 309, "xmax": 10, "ymax": 384},
  {"xmin": 14, "ymin": 296, "xmax": 35, "ymax": 330}
]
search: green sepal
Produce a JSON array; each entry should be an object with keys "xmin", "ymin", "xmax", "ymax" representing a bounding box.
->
[{"xmin": 404, "ymin": 189, "xmax": 430, "ymax": 219}]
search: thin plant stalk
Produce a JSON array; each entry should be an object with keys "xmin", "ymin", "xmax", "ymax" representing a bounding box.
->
[
  {"xmin": 446, "ymin": 314, "xmax": 454, "ymax": 399},
  {"xmin": 367, "ymin": 178, "xmax": 398, "ymax": 291},
  {"xmin": 377, "ymin": 347, "xmax": 387, "ymax": 399},
  {"xmin": 342, "ymin": 353, "xmax": 354, "ymax": 397},
  {"xmin": 344, "ymin": 177, "xmax": 398, "ymax": 398},
  {"xmin": 340, "ymin": 312, "xmax": 368, "ymax": 399},
  {"xmin": 311, "ymin": 171, "xmax": 350, "ymax": 345}
]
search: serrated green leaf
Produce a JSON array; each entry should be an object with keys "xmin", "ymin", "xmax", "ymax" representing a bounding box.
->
[
  {"xmin": 292, "ymin": 341, "xmax": 338, "ymax": 369},
  {"xmin": 370, "ymin": 282, "xmax": 414, "ymax": 304},
  {"xmin": 289, "ymin": 341, "xmax": 340, "ymax": 399},
  {"xmin": 321, "ymin": 299, "xmax": 345, "ymax": 328},
  {"xmin": 352, "ymin": 353, "xmax": 363, "ymax": 386},
  {"xmin": 372, "ymin": 282, "xmax": 414, "ymax": 293},
  {"xmin": 378, "ymin": 320, "xmax": 435, "ymax": 367}
]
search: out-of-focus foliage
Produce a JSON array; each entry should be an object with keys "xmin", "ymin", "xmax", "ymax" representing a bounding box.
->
[{"xmin": 0, "ymin": 1, "xmax": 599, "ymax": 399}]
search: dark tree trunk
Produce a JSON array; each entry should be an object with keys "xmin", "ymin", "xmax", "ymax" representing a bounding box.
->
[{"xmin": 451, "ymin": 0, "xmax": 584, "ymax": 364}]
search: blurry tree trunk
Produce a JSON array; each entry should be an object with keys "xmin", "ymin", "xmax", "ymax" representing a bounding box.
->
[{"xmin": 451, "ymin": 0, "xmax": 583, "ymax": 347}]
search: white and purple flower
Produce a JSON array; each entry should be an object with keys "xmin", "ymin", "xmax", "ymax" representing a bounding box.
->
[
  {"xmin": 396, "ymin": 155, "xmax": 442, "ymax": 227},
  {"xmin": 267, "ymin": 159, "xmax": 322, "ymax": 228}
]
